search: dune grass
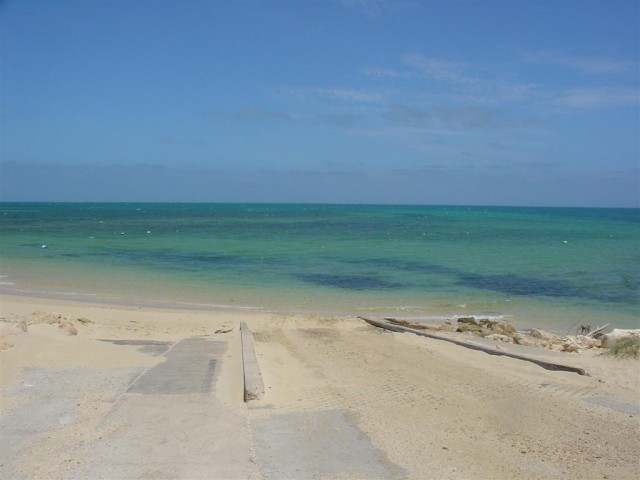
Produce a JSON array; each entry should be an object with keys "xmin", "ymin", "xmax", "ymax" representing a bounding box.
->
[{"xmin": 606, "ymin": 336, "xmax": 640, "ymax": 359}]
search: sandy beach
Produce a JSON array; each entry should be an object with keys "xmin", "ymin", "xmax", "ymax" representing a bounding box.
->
[{"xmin": 1, "ymin": 293, "xmax": 639, "ymax": 479}]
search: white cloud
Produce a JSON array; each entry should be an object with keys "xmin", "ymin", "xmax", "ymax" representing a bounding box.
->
[
  {"xmin": 322, "ymin": 87, "xmax": 385, "ymax": 102},
  {"xmin": 401, "ymin": 53, "xmax": 474, "ymax": 84},
  {"xmin": 362, "ymin": 67, "xmax": 403, "ymax": 78},
  {"xmin": 206, "ymin": 107, "xmax": 294, "ymax": 122},
  {"xmin": 555, "ymin": 87, "xmax": 639, "ymax": 109},
  {"xmin": 341, "ymin": 0, "xmax": 386, "ymax": 17},
  {"xmin": 277, "ymin": 86, "xmax": 386, "ymax": 103},
  {"xmin": 341, "ymin": 0, "xmax": 415, "ymax": 18},
  {"xmin": 524, "ymin": 50, "xmax": 635, "ymax": 75}
]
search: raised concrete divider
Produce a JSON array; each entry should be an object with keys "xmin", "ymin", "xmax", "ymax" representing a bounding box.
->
[{"xmin": 240, "ymin": 322, "xmax": 265, "ymax": 402}]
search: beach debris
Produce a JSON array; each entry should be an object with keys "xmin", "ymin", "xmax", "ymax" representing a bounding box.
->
[
  {"xmin": 528, "ymin": 328, "xmax": 556, "ymax": 341},
  {"xmin": 0, "ymin": 326, "xmax": 18, "ymax": 350},
  {"xmin": 586, "ymin": 324, "xmax": 610, "ymax": 339},
  {"xmin": 601, "ymin": 329, "xmax": 640, "ymax": 348},
  {"xmin": 32, "ymin": 312, "xmax": 64, "ymax": 325},
  {"xmin": 578, "ymin": 325, "xmax": 592, "ymax": 335},
  {"xmin": 485, "ymin": 333, "xmax": 514, "ymax": 344},
  {"xmin": 562, "ymin": 338, "xmax": 581, "ymax": 353},
  {"xmin": 377, "ymin": 316, "xmax": 607, "ymax": 354},
  {"xmin": 438, "ymin": 324, "xmax": 457, "ymax": 333},
  {"xmin": 455, "ymin": 317, "xmax": 520, "ymax": 342},
  {"xmin": 215, "ymin": 328, "xmax": 233, "ymax": 334},
  {"xmin": 457, "ymin": 317, "xmax": 476, "ymax": 324},
  {"xmin": 385, "ymin": 318, "xmax": 440, "ymax": 331},
  {"xmin": 58, "ymin": 322, "xmax": 78, "ymax": 336},
  {"xmin": 515, "ymin": 336, "xmax": 536, "ymax": 347},
  {"xmin": 359, "ymin": 317, "xmax": 589, "ymax": 375},
  {"xmin": 23, "ymin": 311, "xmax": 86, "ymax": 335}
]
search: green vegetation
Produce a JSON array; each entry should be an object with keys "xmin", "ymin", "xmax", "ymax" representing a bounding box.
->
[{"xmin": 606, "ymin": 337, "xmax": 640, "ymax": 359}]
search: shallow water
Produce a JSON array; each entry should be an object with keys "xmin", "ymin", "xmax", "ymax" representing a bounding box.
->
[{"xmin": 1, "ymin": 203, "xmax": 638, "ymax": 332}]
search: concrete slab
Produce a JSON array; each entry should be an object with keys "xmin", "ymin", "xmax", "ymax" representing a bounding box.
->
[
  {"xmin": 584, "ymin": 395, "xmax": 640, "ymax": 416},
  {"xmin": 0, "ymin": 335, "xmax": 258, "ymax": 479},
  {"xmin": 66, "ymin": 395, "xmax": 256, "ymax": 480},
  {"xmin": 0, "ymin": 366, "xmax": 144, "ymax": 479},
  {"xmin": 99, "ymin": 339, "xmax": 174, "ymax": 356},
  {"xmin": 127, "ymin": 338, "xmax": 226, "ymax": 395},
  {"xmin": 251, "ymin": 409, "xmax": 406, "ymax": 479},
  {"xmin": 240, "ymin": 322, "xmax": 264, "ymax": 401}
]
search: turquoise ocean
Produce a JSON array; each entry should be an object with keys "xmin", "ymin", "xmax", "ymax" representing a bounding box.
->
[{"xmin": 1, "ymin": 203, "xmax": 638, "ymax": 333}]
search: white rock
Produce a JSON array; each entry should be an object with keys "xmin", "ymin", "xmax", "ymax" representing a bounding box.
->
[
  {"xmin": 601, "ymin": 329, "xmax": 640, "ymax": 348},
  {"xmin": 528, "ymin": 328, "xmax": 557, "ymax": 341}
]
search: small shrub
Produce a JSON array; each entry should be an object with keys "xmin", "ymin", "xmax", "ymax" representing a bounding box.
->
[{"xmin": 606, "ymin": 336, "xmax": 640, "ymax": 359}]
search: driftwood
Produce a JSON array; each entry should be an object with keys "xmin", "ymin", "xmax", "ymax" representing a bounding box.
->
[
  {"xmin": 359, "ymin": 317, "xmax": 588, "ymax": 376},
  {"xmin": 587, "ymin": 324, "xmax": 610, "ymax": 339}
]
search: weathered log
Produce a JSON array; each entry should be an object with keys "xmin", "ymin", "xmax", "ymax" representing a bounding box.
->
[
  {"xmin": 359, "ymin": 317, "xmax": 588, "ymax": 376},
  {"xmin": 587, "ymin": 324, "xmax": 610, "ymax": 339}
]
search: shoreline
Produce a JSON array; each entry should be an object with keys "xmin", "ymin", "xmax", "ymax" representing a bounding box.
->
[
  {"xmin": 2, "ymin": 291, "xmax": 639, "ymax": 478},
  {"xmin": 0, "ymin": 285, "xmax": 638, "ymax": 335}
]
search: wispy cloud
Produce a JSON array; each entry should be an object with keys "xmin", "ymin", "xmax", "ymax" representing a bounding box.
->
[
  {"xmin": 524, "ymin": 50, "xmax": 635, "ymax": 74},
  {"xmin": 341, "ymin": 0, "xmax": 415, "ymax": 19},
  {"xmin": 555, "ymin": 87, "xmax": 639, "ymax": 108},
  {"xmin": 401, "ymin": 53, "xmax": 474, "ymax": 84},
  {"xmin": 383, "ymin": 104, "xmax": 542, "ymax": 132},
  {"xmin": 341, "ymin": 0, "xmax": 386, "ymax": 18},
  {"xmin": 362, "ymin": 66, "xmax": 404, "ymax": 78},
  {"xmin": 205, "ymin": 107, "xmax": 294, "ymax": 122},
  {"xmin": 385, "ymin": 105, "xmax": 429, "ymax": 127},
  {"xmin": 321, "ymin": 87, "xmax": 385, "ymax": 102},
  {"xmin": 277, "ymin": 86, "xmax": 386, "ymax": 104},
  {"xmin": 432, "ymin": 105, "xmax": 541, "ymax": 130}
]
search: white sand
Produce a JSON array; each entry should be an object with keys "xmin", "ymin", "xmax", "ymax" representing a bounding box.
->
[{"xmin": 1, "ymin": 293, "xmax": 639, "ymax": 479}]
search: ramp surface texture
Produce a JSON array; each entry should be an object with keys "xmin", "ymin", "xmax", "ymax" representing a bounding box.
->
[{"xmin": 127, "ymin": 338, "xmax": 226, "ymax": 395}]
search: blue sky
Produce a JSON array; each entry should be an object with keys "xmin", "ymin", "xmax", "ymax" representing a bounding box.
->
[{"xmin": 1, "ymin": 0, "xmax": 638, "ymax": 206}]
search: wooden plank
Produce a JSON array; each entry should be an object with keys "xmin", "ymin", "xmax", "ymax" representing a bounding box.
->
[{"xmin": 359, "ymin": 317, "xmax": 588, "ymax": 376}]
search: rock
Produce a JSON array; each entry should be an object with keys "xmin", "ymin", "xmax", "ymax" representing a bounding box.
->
[
  {"xmin": 601, "ymin": 329, "xmax": 640, "ymax": 348},
  {"xmin": 515, "ymin": 336, "xmax": 536, "ymax": 347},
  {"xmin": 493, "ymin": 323, "xmax": 517, "ymax": 336},
  {"xmin": 562, "ymin": 338, "xmax": 581, "ymax": 353},
  {"xmin": 456, "ymin": 323, "xmax": 484, "ymax": 334},
  {"xmin": 484, "ymin": 334, "xmax": 514, "ymax": 343},
  {"xmin": 573, "ymin": 335, "xmax": 601, "ymax": 349},
  {"xmin": 457, "ymin": 317, "xmax": 477, "ymax": 325},
  {"xmin": 560, "ymin": 333, "xmax": 603, "ymax": 352},
  {"xmin": 34, "ymin": 312, "xmax": 64, "ymax": 325},
  {"xmin": 58, "ymin": 322, "xmax": 78, "ymax": 336},
  {"xmin": 528, "ymin": 328, "xmax": 557, "ymax": 341},
  {"xmin": 438, "ymin": 324, "xmax": 457, "ymax": 332},
  {"xmin": 479, "ymin": 319, "xmax": 498, "ymax": 328}
]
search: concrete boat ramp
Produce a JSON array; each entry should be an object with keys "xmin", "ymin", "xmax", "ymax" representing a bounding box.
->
[
  {"xmin": 3, "ymin": 319, "xmax": 638, "ymax": 479},
  {"xmin": 0, "ymin": 324, "xmax": 403, "ymax": 480}
]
